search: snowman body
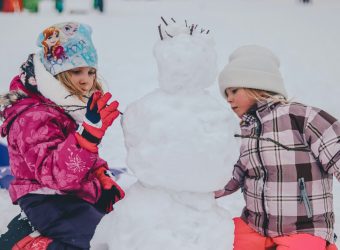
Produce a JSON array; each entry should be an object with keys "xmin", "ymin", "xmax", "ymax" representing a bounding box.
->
[{"xmin": 97, "ymin": 26, "xmax": 237, "ymax": 250}]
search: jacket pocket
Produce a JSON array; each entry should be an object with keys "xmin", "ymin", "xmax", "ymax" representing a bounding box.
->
[{"xmin": 298, "ymin": 177, "xmax": 313, "ymax": 218}]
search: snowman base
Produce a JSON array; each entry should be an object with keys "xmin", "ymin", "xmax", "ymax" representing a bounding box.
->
[{"xmin": 94, "ymin": 182, "xmax": 233, "ymax": 250}]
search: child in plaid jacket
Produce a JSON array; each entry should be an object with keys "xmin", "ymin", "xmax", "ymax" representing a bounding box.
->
[{"xmin": 215, "ymin": 45, "xmax": 339, "ymax": 250}]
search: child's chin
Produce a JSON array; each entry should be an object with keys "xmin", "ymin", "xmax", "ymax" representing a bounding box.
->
[{"xmin": 81, "ymin": 89, "xmax": 90, "ymax": 94}]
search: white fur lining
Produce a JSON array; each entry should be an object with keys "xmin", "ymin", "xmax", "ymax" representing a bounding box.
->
[{"xmin": 33, "ymin": 55, "xmax": 86, "ymax": 124}]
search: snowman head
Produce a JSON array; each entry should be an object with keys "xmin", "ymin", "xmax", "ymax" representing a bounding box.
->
[{"xmin": 153, "ymin": 18, "xmax": 217, "ymax": 94}]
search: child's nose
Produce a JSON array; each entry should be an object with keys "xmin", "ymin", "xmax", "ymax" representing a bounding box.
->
[{"xmin": 79, "ymin": 73, "xmax": 90, "ymax": 83}]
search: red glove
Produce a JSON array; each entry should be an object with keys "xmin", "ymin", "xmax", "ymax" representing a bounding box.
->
[
  {"xmin": 326, "ymin": 244, "xmax": 338, "ymax": 250},
  {"xmin": 75, "ymin": 91, "xmax": 120, "ymax": 153},
  {"xmin": 94, "ymin": 166, "xmax": 125, "ymax": 213}
]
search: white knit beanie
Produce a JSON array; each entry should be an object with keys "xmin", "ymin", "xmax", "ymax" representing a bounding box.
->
[{"xmin": 218, "ymin": 45, "xmax": 288, "ymax": 99}]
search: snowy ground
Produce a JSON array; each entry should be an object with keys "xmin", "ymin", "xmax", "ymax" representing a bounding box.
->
[{"xmin": 1, "ymin": 0, "xmax": 340, "ymax": 249}]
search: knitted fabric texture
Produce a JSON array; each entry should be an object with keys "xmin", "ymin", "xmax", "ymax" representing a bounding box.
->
[
  {"xmin": 218, "ymin": 45, "xmax": 288, "ymax": 99},
  {"xmin": 36, "ymin": 22, "xmax": 97, "ymax": 76}
]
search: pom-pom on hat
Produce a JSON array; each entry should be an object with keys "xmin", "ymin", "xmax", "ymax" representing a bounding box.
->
[
  {"xmin": 218, "ymin": 45, "xmax": 288, "ymax": 99},
  {"xmin": 36, "ymin": 22, "xmax": 98, "ymax": 76}
]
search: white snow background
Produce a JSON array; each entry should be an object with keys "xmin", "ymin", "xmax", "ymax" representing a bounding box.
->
[{"xmin": 1, "ymin": 0, "xmax": 340, "ymax": 249}]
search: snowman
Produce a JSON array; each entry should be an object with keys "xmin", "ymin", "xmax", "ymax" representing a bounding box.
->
[{"xmin": 95, "ymin": 18, "xmax": 238, "ymax": 250}]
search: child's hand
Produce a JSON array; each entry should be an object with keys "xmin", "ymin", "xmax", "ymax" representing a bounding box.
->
[
  {"xmin": 75, "ymin": 91, "xmax": 120, "ymax": 153},
  {"xmin": 214, "ymin": 189, "xmax": 226, "ymax": 199},
  {"xmin": 94, "ymin": 166, "xmax": 125, "ymax": 213}
]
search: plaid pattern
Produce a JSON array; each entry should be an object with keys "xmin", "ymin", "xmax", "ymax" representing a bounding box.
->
[{"xmin": 222, "ymin": 101, "xmax": 340, "ymax": 243}]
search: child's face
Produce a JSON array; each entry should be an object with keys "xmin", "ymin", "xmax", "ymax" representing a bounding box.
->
[
  {"xmin": 225, "ymin": 88, "xmax": 257, "ymax": 118},
  {"xmin": 68, "ymin": 67, "xmax": 96, "ymax": 95}
]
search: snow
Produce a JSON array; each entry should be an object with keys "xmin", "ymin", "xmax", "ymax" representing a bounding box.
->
[
  {"xmin": 122, "ymin": 28, "xmax": 238, "ymax": 192},
  {"xmin": 100, "ymin": 26, "xmax": 237, "ymax": 249},
  {"xmin": 96, "ymin": 183, "xmax": 233, "ymax": 250},
  {"xmin": 1, "ymin": 0, "xmax": 340, "ymax": 249},
  {"xmin": 154, "ymin": 29, "xmax": 217, "ymax": 92},
  {"xmin": 122, "ymin": 90, "xmax": 238, "ymax": 191}
]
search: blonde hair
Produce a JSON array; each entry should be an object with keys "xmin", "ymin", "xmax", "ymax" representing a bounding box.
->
[
  {"xmin": 242, "ymin": 88, "xmax": 288, "ymax": 104},
  {"xmin": 55, "ymin": 69, "xmax": 103, "ymax": 102}
]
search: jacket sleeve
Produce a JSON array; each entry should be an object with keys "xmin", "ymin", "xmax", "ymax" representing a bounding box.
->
[
  {"xmin": 305, "ymin": 107, "xmax": 340, "ymax": 181},
  {"xmin": 215, "ymin": 159, "xmax": 246, "ymax": 198},
  {"xmin": 13, "ymin": 108, "xmax": 106, "ymax": 198}
]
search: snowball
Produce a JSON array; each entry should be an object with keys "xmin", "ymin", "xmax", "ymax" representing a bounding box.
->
[
  {"xmin": 154, "ymin": 34, "xmax": 217, "ymax": 94},
  {"xmin": 122, "ymin": 89, "xmax": 238, "ymax": 192}
]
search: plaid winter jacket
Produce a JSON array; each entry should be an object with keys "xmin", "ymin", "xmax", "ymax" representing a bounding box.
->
[{"xmin": 221, "ymin": 100, "xmax": 340, "ymax": 243}]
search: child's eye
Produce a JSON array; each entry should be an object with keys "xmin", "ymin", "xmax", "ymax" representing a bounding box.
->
[
  {"xmin": 70, "ymin": 70, "xmax": 81, "ymax": 74},
  {"xmin": 232, "ymin": 88, "xmax": 239, "ymax": 94},
  {"xmin": 89, "ymin": 71, "xmax": 96, "ymax": 75}
]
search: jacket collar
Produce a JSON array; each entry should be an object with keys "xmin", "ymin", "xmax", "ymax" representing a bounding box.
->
[
  {"xmin": 241, "ymin": 96, "xmax": 285, "ymax": 125},
  {"xmin": 32, "ymin": 54, "xmax": 86, "ymax": 124},
  {"xmin": 1, "ymin": 54, "xmax": 88, "ymax": 137}
]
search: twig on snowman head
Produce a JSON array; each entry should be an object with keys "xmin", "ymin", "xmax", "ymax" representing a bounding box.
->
[
  {"xmin": 161, "ymin": 16, "xmax": 168, "ymax": 26},
  {"xmin": 165, "ymin": 30, "xmax": 173, "ymax": 38},
  {"xmin": 158, "ymin": 18, "xmax": 211, "ymax": 39},
  {"xmin": 158, "ymin": 25, "xmax": 163, "ymax": 40},
  {"xmin": 190, "ymin": 25, "xmax": 194, "ymax": 35}
]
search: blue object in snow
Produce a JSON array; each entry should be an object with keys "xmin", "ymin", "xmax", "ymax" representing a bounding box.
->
[
  {"xmin": 0, "ymin": 143, "xmax": 13, "ymax": 189},
  {"xmin": 109, "ymin": 168, "xmax": 127, "ymax": 177},
  {"xmin": 0, "ymin": 143, "xmax": 9, "ymax": 166}
]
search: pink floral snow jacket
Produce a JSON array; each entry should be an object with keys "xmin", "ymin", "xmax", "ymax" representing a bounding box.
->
[
  {"xmin": 0, "ymin": 76, "xmax": 106, "ymax": 205},
  {"xmin": 219, "ymin": 100, "xmax": 340, "ymax": 243}
]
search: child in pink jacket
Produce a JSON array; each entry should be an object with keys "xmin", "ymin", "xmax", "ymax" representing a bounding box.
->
[
  {"xmin": 215, "ymin": 45, "xmax": 339, "ymax": 250},
  {"xmin": 0, "ymin": 22, "xmax": 125, "ymax": 250}
]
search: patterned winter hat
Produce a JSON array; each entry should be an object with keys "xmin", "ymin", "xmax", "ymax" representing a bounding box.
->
[{"xmin": 36, "ymin": 22, "xmax": 98, "ymax": 76}]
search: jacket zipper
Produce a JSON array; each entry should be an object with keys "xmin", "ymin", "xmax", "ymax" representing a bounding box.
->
[
  {"xmin": 298, "ymin": 177, "xmax": 313, "ymax": 218},
  {"xmin": 253, "ymin": 112, "xmax": 269, "ymax": 236}
]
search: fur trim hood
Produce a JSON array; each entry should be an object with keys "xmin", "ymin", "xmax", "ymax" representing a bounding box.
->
[
  {"xmin": 0, "ymin": 90, "xmax": 27, "ymax": 113},
  {"xmin": 1, "ymin": 54, "xmax": 89, "ymax": 124}
]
